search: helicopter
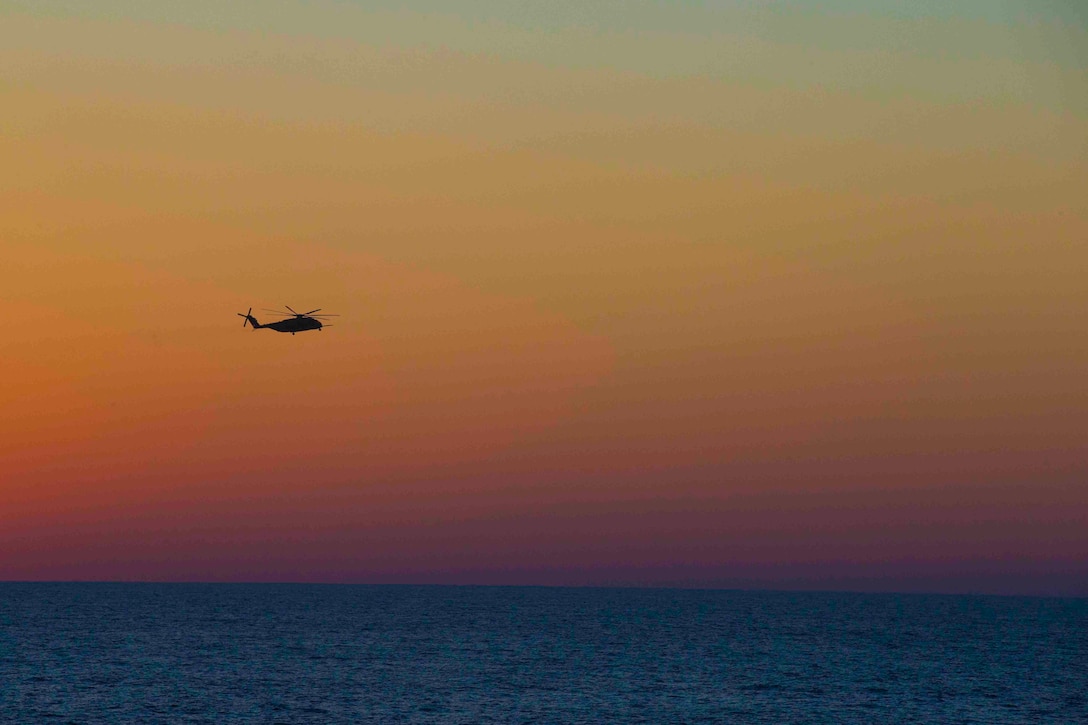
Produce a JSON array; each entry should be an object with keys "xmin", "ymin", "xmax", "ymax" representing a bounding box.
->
[{"xmin": 237, "ymin": 306, "xmax": 338, "ymax": 334}]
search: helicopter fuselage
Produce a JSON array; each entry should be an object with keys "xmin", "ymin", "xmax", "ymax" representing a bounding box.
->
[{"xmin": 263, "ymin": 316, "xmax": 323, "ymax": 334}]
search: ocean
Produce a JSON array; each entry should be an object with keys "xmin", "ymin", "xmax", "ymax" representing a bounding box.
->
[{"xmin": 1, "ymin": 583, "xmax": 1084, "ymax": 723}]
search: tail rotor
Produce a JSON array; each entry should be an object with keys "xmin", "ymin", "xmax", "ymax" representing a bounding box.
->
[{"xmin": 238, "ymin": 307, "xmax": 253, "ymax": 328}]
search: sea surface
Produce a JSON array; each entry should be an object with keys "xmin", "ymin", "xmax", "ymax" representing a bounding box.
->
[{"xmin": 0, "ymin": 584, "xmax": 1084, "ymax": 724}]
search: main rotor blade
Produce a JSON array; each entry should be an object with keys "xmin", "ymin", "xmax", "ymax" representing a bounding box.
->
[
  {"xmin": 302, "ymin": 308, "xmax": 321, "ymax": 315},
  {"xmin": 285, "ymin": 305, "xmax": 299, "ymax": 316}
]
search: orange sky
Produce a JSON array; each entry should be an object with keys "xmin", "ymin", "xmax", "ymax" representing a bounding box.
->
[{"xmin": 2, "ymin": 1, "xmax": 1086, "ymax": 594}]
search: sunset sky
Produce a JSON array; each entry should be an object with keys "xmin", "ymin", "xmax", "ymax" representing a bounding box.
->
[{"xmin": 2, "ymin": 1, "xmax": 1086, "ymax": 595}]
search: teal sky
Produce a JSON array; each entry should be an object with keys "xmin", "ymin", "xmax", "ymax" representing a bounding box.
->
[{"xmin": 7, "ymin": 0, "xmax": 1087, "ymax": 68}]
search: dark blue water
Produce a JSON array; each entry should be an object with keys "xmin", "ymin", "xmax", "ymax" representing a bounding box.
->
[{"xmin": 0, "ymin": 584, "xmax": 1084, "ymax": 724}]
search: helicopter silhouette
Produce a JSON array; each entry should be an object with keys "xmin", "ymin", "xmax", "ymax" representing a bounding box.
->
[{"xmin": 238, "ymin": 306, "xmax": 338, "ymax": 334}]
